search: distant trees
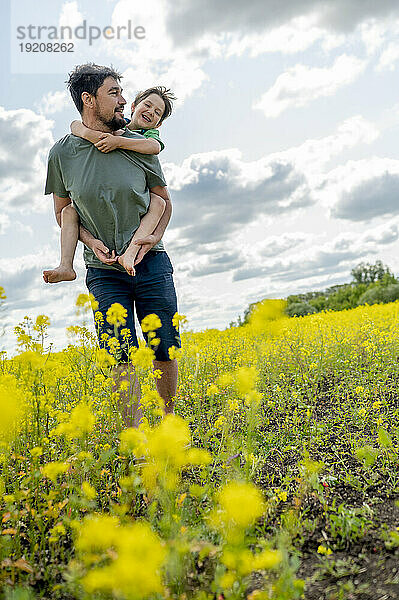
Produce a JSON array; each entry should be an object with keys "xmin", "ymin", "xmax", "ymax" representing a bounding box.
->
[
  {"xmin": 351, "ymin": 260, "xmax": 396, "ymax": 285},
  {"xmin": 230, "ymin": 260, "xmax": 399, "ymax": 326}
]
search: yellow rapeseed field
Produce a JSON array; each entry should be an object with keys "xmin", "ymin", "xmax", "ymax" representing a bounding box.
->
[{"xmin": 1, "ymin": 290, "xmax": 398, "ymax": 599}]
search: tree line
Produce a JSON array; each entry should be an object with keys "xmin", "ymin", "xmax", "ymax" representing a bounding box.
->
[{"xmin": 231, "ymin": 260, "xmax": 399, "ymax": 326}]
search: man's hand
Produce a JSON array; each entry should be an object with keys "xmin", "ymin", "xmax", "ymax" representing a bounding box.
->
[
  {"xmin": 94, "ymin": 133, "xmax": 121, "ymax": 153},
  {"xmin": 91, "ymin": 239, "xmax": 118, "ymax": 265},
  {"xmin": 133, "ymin": 234, "xmax": 158, "ymax": 265}
]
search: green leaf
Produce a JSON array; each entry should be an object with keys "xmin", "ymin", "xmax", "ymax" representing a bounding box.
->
[{"xmin": 378, "ymin": 426, "xmax": 392, "ymax": 448}]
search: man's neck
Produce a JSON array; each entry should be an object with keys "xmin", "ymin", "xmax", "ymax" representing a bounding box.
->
[{"xmin": 81, "ymin": 112, "xmax": 114, "ymax": 133}]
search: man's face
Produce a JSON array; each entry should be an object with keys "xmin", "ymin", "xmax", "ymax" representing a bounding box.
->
[
  {"xmin": 92, "ymin": 76, "xmax": 126, "ymax": 130},
  {"xmin": 131, "ymin": 93, "xmax": 165, "ymax": 130}
]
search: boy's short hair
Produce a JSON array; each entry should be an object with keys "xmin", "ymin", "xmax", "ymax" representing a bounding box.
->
[
  {"xmin": 134, "ymin": 87, "xmax": 176, "ymax": 125},
  {"xmin": 67, "ymin": 63, "xmax": 123, "ymax": 114}
]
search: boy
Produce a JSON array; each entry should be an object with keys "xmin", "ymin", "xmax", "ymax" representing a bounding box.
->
[{"xmin": 43, "ymin": 86, "xmax": 175, "ymax": 283}]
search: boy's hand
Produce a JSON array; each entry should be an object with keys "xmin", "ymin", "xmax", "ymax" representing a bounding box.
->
[
  {"xmin": 133, "ymin": 234, "xmax": 158, "ymax": 266},
  {"xmin": 94, "ymin": 133, "xmax": 121, "ymax": 153},
  {"xmin": 91, "ymin": 240, "xmax": 118, "ymax": 264}
]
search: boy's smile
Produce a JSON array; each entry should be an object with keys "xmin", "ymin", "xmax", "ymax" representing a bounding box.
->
[{"xmin": 130, "ymin": 93, "xmax": 166, "ymax": 130}]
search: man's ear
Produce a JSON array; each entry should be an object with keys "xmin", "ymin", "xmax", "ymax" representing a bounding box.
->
[
  {"xmin": 81, "ymin": 92, "xmax": 94, "ymax": 109},
  {"xmin": 130, "ymin": 102, "xmax": 135, "ymax": 114}
]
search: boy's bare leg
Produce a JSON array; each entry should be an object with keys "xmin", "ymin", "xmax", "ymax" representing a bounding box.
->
[
  {"xmin": 153, "ymin": 359, "xmax": 178, "ymax": 415},
  {"xmin": 43, "ymin": 205, "xmax": 79, "ymax": 283},
  {"xmin": 118, "ymin": 193, "xmax": 166, "ymax": 276},
  {"xmin": 113, "ymin": 363, "xmax": 143, "ymax": 429}
]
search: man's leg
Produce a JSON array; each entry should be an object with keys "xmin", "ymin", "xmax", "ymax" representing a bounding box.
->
[
  {"xmin": 153, "ymin": 358, "xmax": 178, "ymax": 415},
  {"xmin": 134, "ymin": 252, "xmax": 181, "ymax": 417},
  {"xmin": 85, "ymin": 267, "xmax": 142, "ymax": 428},
  {"xmin": 113, "ymin": 362, "xmax": 143, "ymax": 428}
]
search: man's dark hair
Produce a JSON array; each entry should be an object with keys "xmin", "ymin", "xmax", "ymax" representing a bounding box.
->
[
  {"xmin": 66, "ymin": 63, "xmax": 123, "ymax": 114},
  {"xmin": 133, "ymin": 86, "xmax": 176, "ymax": 124}
]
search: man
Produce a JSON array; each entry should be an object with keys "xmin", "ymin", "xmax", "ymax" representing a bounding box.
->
[{"xmin": 45, "ymin": 63, "xmax": 180, "ymax": 427}]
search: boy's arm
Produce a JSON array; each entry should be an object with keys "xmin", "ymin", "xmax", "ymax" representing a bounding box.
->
[
  {"xmin": 70, "ymin": 120, "xmax": 104, "ymax": 145},
  {"xmin": 53, "ymin": 194, "xmax": 117, "ymax": 265},
  {"xmin": 133, "ymin": 186, "xmax": 172, "ymax": 265},
  {"xmin": 71, "ymin": 120, "xmax": 161, "ymax": 154},
  {"xmin": 95, "ymin": 134, "xmax": 161, "ymax": 155}
]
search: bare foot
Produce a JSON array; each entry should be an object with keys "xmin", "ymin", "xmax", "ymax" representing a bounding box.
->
[
  {"xmin": 43, "ymin": 266, "xmax": 76, "ymax": 283},
  {"xmin": 118, "ymin": 252, "xmax": 136, "ymax": 276}
]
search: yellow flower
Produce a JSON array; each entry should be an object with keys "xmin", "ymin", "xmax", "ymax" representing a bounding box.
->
[
  {"xmin": 168, "ymin": 345, "xmax": 181, "ymax": 360},
  {"xmin": 209, "ymin": 481, "xmax": 265, "ymax": 534},
  {"xmin": 94, "ymin": 310, "xmax": 104, "ymax": 324},
  {"xmin": 141, "ymin": 314, "xmax": 162, "ymax": 333},
  {"xmin": 0, "ymin": 375, "xmax": 25, "ymax": 441},
  {"xmin": 30, "ymin": 447, "xmax": 43, "ymax": 458},
  {"xmin": 248, "ymin": 299, "xmax": 286, "ymax": 331},
  {"xmin": 147, "ymin": 414, "xmax": 190, "ymax": 467},
  {"xmin": 172, "ymin": 312, "xmax": 187, "ymax": 330},
  {"xmin": 214, "ymin": 415, "xmax": 227, "ymax": 429},
  {"xmin": 219, "ymin": 571, "xmax": 236, "ymax": 589},
  {"xmin": 253, "ymin": 549, "xmax": 282, "ymax": 570},
  {"xmin": 317, "ymin": 545, "xmax": 332, "ymax": 556},
  {"xmin": 130, "ymin": 346, "xmax": 155, "ymax": 369},
  {"xmin": 81, "ymin": 481, "xmax": 97, "ymax": 500},
  {"xmin": 234, "ymin": 366, "xmax": 257, "ymax": 396},
  {"xmin": 51, "ymin": 403, "xmax": 95, "ymax": 439},
  {"xmin": 76, "ymin": 293, "xmax": 99, "ymax": 312},
  {"xmin": 41, "ymin": 461, "xmax": 68, "ymax": 483},
  {"xmin": 207, "ymin": 383, "xmax": 219, "ymax": 396},
  {"xmin": 34, "ymin": 314, "xmax": 50, "ymax": 330},
  {"xmin": 76, "ymin": 515, "xmax": 120, "ymax": 554},
  {"xmin": 106, "ymin": 303, "xmax": 127, "ymax": 326},
  {"xmin": 120, "ymin": 427, "xmax": 148, "ymax": 456},
  {"xmin": 78, "ymin": 518, "xmax": 166, "ymax": 599},
  {"xmin": 275, "ymin": 489, "xmax": 288, "ymax": 502}
]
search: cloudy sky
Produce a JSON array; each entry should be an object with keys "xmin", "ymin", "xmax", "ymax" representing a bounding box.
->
[{"xmin": 1, "ymin": 0, "xmax": 399, "ymax": 352}]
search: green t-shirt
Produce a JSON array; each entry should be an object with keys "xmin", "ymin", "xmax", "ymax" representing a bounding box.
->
[
  {"xmin": 45, "ymin": 129, "xmax": 167, "ymax": 271},
  {"xmin": 136, "ymin": 128, "xmax": 164, "ymax": 152}
]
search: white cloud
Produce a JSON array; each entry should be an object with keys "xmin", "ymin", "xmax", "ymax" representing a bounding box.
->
[
  {"xmin": 166, "ymin": 0, "xmax": 399, "ymax": 45},
  {"xmin": 254, "ymin": 54, "xmax": 367, "ymax": 119},
  {"xmin": 376, "ymin": 42, "xmax": 399, "ymax": 71},
  {"xmin": 223, "ymin": 15, "xmax": 344, "ymax": 58},
  {"xmin": 36, "ymin": 90, "xmax": 69, "ymax": 116},
  {"xmin": 0, "ymin": 107, "xmax": 54, "ymax": 212},
  {"xmin": 232, "ymin": 222, "xmax": 399, "ymax": 283},
  {"xmin": 59, "ymin": 1, "xmax": 84, "ymax": 28},
  {"xmin": 324, "ymin": 158, "xmax": 399, "ymax": 221},
  {"xmin": 0, "ymin": 214, "xmax": 10, "ymax": 235},
  {"xmin": 99, "ymin": 0, "xmax": 208, "ymax": 103}
]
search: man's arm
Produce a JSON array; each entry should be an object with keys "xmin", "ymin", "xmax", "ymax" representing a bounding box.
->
[
  {"xmin": 133, "ymin": 186, "xmax": 172, "ymax": 265},
  {"xmin": 53, "ymin": 194, "xmax": 117, "ymax": 265}
]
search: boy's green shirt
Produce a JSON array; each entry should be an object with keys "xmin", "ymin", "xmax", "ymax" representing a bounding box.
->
[
  {"xmin": 129, "ymin": 127, "xmax": 165, "ymax": 151},
  {"xmin": 44, "ymin": 129, "xmax": 167, "ymax": 271}
]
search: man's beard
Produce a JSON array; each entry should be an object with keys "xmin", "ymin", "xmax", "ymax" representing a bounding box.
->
[
  {"xmin": 104, "ymin": 113, "xmax": 126, "ymax": 131},
  {"xmin": 95, "ymin": 106, "xmax": 125, "ymax": 131}
]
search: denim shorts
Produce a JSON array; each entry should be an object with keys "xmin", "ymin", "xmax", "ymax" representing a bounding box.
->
[{"xmin": 85, "ymin": 251, "xmax": 181, "ymax": 362}]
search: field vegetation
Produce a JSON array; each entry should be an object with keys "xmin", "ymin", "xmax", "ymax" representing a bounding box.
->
[{"xmin": 0, "ymin": 286, "xmax": 398, "ymax": 600}]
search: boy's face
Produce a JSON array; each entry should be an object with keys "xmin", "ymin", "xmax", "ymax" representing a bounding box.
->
[{"xmin": 130, "ymin": 93, "xmax": 165, "ymax": 129}]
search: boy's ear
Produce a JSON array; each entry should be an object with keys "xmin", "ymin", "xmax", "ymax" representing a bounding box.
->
[{"xmin": 130, "ymin": 101, "xmax": 135, "ymax": 114}]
